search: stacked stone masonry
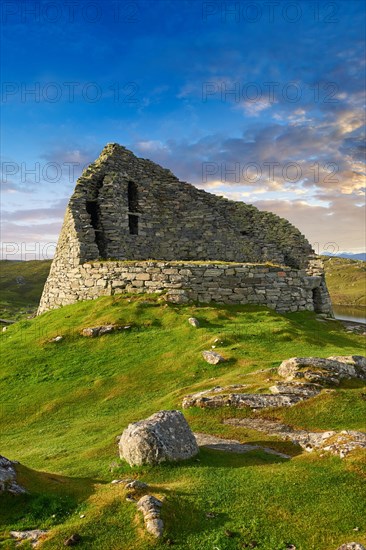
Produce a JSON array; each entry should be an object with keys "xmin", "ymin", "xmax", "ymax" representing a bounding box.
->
[
  {"xmin": 38, "ymin": 260, "xmax": 332, "ymax": 315},
  {"xmin": 38, "ymin": 143, "xmax": 333, "ymax": 315}
]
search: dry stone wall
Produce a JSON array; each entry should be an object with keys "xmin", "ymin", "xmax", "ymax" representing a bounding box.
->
[
  {"xmin": 38, "ymin": 143, "xmax": 333, "ymax": 315},
  {"xmin": 38, "ymin": 260, "xmax": 333, "ymax": 315}
]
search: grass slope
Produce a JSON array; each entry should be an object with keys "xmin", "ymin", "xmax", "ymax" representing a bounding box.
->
[
  {"xmin": 0, "ymin": 260, "xmax": 51, "ymax": 321},
  {"xmin": 323, "ymin": 256, "xmax": 366, "ymax": 306},
  {"xmin": 0, "ymin": 295, "xmax": 365, "ymax": 549}
]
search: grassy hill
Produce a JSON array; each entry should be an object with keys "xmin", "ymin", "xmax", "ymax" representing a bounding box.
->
[
  {"xmin": 0, "ymin": 294, "xmax": 365, "ymax": 549},
  {"xmin": 322, "ymin": 256, "xmax": 366, "ymax": 307},
  {"xmin": 0, "ymin": 260, "xmax": 51, "ymax": 321}
]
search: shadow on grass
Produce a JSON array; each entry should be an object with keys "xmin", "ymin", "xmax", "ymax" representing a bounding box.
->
[{"xmin": 0, "ymin": 464, "xmax": 99, "ymax": 531}]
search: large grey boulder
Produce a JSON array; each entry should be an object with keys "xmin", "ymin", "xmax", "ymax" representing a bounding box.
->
[{"xmin": 119, "ymin": 410, "xmax": 199, "ymax": 466}]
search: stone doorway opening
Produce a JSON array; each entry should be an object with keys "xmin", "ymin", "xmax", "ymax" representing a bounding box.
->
[{"xmin": 312, "ymin": 286, "xmax": 323, "ymax": 313}]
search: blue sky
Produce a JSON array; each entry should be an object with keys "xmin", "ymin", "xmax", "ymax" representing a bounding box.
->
[{"xmin": 1, "ymin": 0, "xmax": 365, "ymax": 259}]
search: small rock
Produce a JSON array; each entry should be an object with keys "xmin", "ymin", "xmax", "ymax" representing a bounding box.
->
[
  {"xmin": 81, "ymin": 325, "xmax": 121, "ymax": 337},
  {"xmin": 137, "ymin": 495, "xmax": 164, "ymax": 537},
  {"xmin": 225, "ymin": 529, "xmax": 235, "ymax": 537},
  {"xmin": 188, "ymin": 317, "xmax": 199, "ymax": 327},
  {"xmin": 64, "ymin": 533, "xmax": 82, "ymax": 546},
  {"xmin": 125, "ymin": 480, "xmax": 148, "ymax": 491},
  {"xmin": 337, "ymin": 544, "xmax": 366, "ymax": 550},
  {"xmin": 202, "ymin": 350, "xmax": 225, "ymax": 365},
  {"xmin": 2, "ymin": 326, "xmax": 7, "ymax": 332},
  {"xmin": 79, "ymin": 514, "xmax": 85, "ymax": 518},
  {"xmin": 205, "ymin": 512, "xmax": 217, "ymax": 519},
  {"xmin": 50, "ymin": 336, "xmax": 63, "ymax": 342}
]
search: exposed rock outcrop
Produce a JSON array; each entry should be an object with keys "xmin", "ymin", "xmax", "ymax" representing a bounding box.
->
[
  {"xmin": 10, "ymin": 530, "xmax": 48, "ymax": 548},
  {"xmin": 0, "ymin": 455, "xmax": 26, "ymax": 494},
  {"xmin": 194, "ymin": 432, "xmax": 290, "ymax": 459},
  {"xmin": 278, "ymin": 356, "xmax": 366, "ymax": 385},
  {"xmin": 224, "ymin": 418, "xmax": 366, "ymax": 457},
  {"xmin": 119, "ymin": 410, "xmax": 198, "ymax": 466},
  {"xmin": 182, "ymin": 382, "xmax": 321, "ymax": 410}
]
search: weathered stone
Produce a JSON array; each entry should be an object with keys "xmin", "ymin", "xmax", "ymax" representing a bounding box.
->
[
  {"xmin": 10, "ymin": 530, "xmax": 48, "ymax": 548},
  {"xmin": 137, "ymin": 495, "xmax": 164, "ymax": 537},
  {"xmin": 278, "ymin": 356, "xmax": 366, "ymax": 384},
  {"xmin": 125, "ymin": 480, "xmax": 148, "ymax": 491},
  {"xmin": 188, "ymin": 317, "xmax": 200, "ymax": 327},
  {"xmin": 337, "ymin": 544, "xmax": 366, "ymax": 550},
  {"xmin": 202, "ymin": 350, "xmax": 225, "ymax": 364},
  {"xmin": 194, "ymin": 433, "xmax": 290, "ymax": 459},
  {"xmin": 224, "ymin": 418, "xmax": 366, "ymax": 457},
  {"xmin": 119, "ymin": 410, "xmax": 198, "ymax": 466},
  {"xmin": 0, "ymin": 455, "xmax": 26, "ymax": 494},
  {"xmin": 81, "ymin": 325, "xmax": 120, "ymax": 337}
]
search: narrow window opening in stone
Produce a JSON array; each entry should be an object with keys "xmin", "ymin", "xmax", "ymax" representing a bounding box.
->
[
  {"xmin": 240, "ymin": 230, "xmax": 248, "ymax": 236},
  {"xmin": 128, "ymin": 181, "xmax": 139, "ymax": 212},
  {"xmin": 86, "ymin": 200, "xmax": 107, "ymax": 257},
  {"xmin": 312, "ymin": 286, "xmax": 323, "ymax": 313},
  {"xmin": 129, "ymin": 214, "xmax": 139, "ymax": 235}
]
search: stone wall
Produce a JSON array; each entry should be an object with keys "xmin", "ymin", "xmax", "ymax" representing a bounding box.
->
[
  {"xmin": 37, "ymin": 260, "xmax": 333, "ymax": 316},
  {"xmin": 38, "ymin": 143, "xmax": 333, "ymax": 315},
  {"xmin": 54, "ymin": 143, "xmax": 314, "ymax": 270}
]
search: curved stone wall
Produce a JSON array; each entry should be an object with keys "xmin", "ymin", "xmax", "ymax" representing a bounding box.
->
[{"xmin": 38, "ymin": 260, "xmax": 333, "ymax": 316}]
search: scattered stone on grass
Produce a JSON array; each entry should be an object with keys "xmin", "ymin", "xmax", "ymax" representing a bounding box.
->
[
  {"xmin": 125, "ymin": 480, "xmax": 148, "ymax": 491},
  {"xmin": 64, "ymin": 533, "xmax": 82, "ymax": 546},
  {"xmin": 137, "ymin": 495, "xmax": 164, "ymax": 538},
  {"xmin": 224, "ymin": 418, "xmax": 366, "ymax": 457},
  {"xmin": 194, "ymin": 432, "xmax": 290, "ymax": 459},
  {"xmin": 119, "ymin": 410, "xmax": 198, "ymax": 466},
  {"xmin": 50, "ymin": 335, "xmax": 63, "ymax": 342},
  {"xmin": 81, "ymin": 324, "xmax": 123, "ymax": 337},
  {"xmin": 188, "ymin": 317, "xmax": 199, "ymax": 327},
  {"xmin": 202, "ymin": 350, "xmax": 225, "ymax": 364},
  {"xmin": 337, "ymin": 544, "xmax": 366, "ymax": 550},
  {"xmin": 0, "ymin": 455, "xmax": 26, "ymax": 494},
  {"xmin": 278, "ymin": 356, "xmax": 366, "ymax": 385},
  {"xmin": 10, "ymin": 530, "xmax": 48, "ymax": 548}
]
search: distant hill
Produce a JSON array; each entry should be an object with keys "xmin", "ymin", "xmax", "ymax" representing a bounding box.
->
[
  {"xmin": 323, "ymin": 252, "xmax": 366, "ymax": 261},
  {"xmin": 322, "ymin": 256, "xmax": 366, "ymax": 306},
  {"xmin": 0, "ymin": 260, "xmax": 51, "ymax": 320}
]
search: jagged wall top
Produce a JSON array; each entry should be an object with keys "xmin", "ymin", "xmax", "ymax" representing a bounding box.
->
[{"xmin": 52, "ymin": 143, "xmax": 314, "ymax": 269}]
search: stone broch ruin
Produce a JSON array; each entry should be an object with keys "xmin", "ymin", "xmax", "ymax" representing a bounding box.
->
[{"xmin": 38, "ymin": 143, "xmax": 333, "ymax": 315}]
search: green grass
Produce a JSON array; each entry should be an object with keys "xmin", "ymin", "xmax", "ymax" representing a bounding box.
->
[
  {"xmin": 323, "ymin": 256, "xmax": 366, "ymax": 306},
  {"xmin": 0, "ymin": 260, "xmax": 51, "ymax": 320},
  {"xmin": 0, "ymin": 295, "xmax": 365, "ymax": 549}
]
